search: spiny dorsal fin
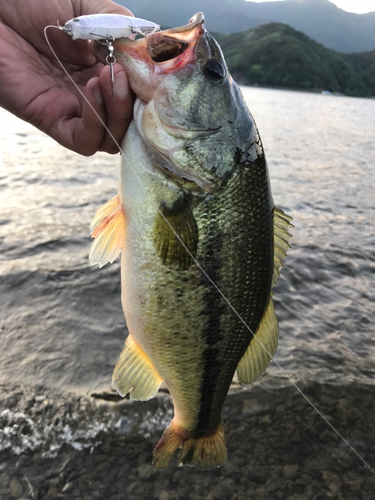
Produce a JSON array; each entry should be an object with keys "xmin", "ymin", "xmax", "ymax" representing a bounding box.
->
[
  {"xmin": 112, "ymin": 335, "xmax": 163, "ymax": 401},
  {"xmin": 272, "ymin": 207, "xmax": 293, "ymax": 287},
  {"xmin": 153, "ymin": 196, "xmax": 198, "ymax": 271},
  {"xmin": 89, "ymin": 194, "xmax": 125, "ymax": 268},
  {"xmin": 236, "ymin": 297, "xmax": 279, "ymax": 387}
]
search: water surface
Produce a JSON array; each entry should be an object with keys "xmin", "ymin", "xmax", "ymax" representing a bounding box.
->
[{"xmin": 0, "ymin": 88, "xmax": 374, "ymax": 394}]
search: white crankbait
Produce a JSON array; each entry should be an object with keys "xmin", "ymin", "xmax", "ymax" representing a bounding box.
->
[
  {"xmin": 62, "ymin": 13, "xmax": 160, "ymax": 40},
  {"xmin": 60, "ymin": 14, "xmax": 160, "ymax": 98}
]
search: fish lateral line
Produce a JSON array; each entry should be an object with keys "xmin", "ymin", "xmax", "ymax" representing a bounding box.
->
[{"xmin": 43, "ymin": 24, "xmax": 374, "ymax": 476}]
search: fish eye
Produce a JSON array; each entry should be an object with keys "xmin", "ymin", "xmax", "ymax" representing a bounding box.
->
[{"xmin": 203, "ymin": 60, "xmax": 226, "ymax": 83}]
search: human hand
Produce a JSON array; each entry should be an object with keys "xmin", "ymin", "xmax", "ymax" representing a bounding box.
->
[{"xmin": 0, "ymin": 0, "xmax": 134, "ymax": 155}]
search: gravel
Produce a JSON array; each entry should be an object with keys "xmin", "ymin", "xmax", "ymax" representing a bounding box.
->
[{"xmin": 0, "ymin": 378, "xmax": 374, "ymax": 500}]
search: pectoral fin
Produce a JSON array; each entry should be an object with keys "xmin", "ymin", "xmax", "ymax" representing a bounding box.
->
[
  {"xmin": 237, "ymin": 298, "xmax": 279, "ymax": 387},
  {"xmin": 153, "ymin": 196, "xmax": 198, "ymax": 271},
  {"xmin": 89, "ymin": 194, "xmax": 125, "ymax": 268},
  {"xmin": 112, "ymin": 335, "xmax": 163, "ymax": 400}
]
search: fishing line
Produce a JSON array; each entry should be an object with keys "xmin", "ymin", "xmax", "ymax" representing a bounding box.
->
[{"xmin": 44, "ymin": 25, "xmax": 374, "ymax": 475}]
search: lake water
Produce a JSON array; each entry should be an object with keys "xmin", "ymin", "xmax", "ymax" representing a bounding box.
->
[{"xmin": 1, "ymin": 87, "xmax": 374, "ymax": 397}]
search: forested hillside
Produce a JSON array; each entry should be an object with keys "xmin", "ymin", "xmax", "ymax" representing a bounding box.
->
[{"xmin": 215, "ymin": 24, "xmax": 375, "ymax": 97}]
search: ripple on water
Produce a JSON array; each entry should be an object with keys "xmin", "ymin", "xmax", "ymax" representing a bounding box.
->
[{"xmin": 0, "ymin": 89, "xmax": 374, "ymax": 391}]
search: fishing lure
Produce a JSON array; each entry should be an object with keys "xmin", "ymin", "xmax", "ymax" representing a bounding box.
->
[
  {"xmin": 62, "ymin": 13, "xmax": 160, "ymax": 40},
  {"xmin": 61, "ymin": 13, "xmax": 160, "ymax": 98}
]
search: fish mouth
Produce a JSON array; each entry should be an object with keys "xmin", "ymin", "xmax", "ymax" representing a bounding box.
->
[
  {"xmin": 92, "ymin": 13, "xmax": 206, "ymax": 103},
  {"xmin": 148, "ymin": 37, "xmax": 190, "ymax": 63},
  {"xmin": 146, "ymin": 12, "xmax": 205, "ymax": 66},
  {"xmin": 119, "ymin": 12, "xmax": 204, "ymax": 63}
]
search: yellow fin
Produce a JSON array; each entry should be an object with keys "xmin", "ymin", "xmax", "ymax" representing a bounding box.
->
[
  {"xmin": 112, "ymin": 335, "xmax": 163, "ymax": 401},
  {"xmin": 153, "ymin": 196, "xmax": 198, "ymax": 271},
  {"xmin": 236, "ymin": 298, "xmax": 279, "ymax": 387},
  {"xmin": 153, "ymin": 419, "xmax": 227, "ymax": 470},
  {"xmin": 272, "ymin": 207, "xmax": 293, "ymax": 287},
  {"xmin": 237, "ymin": 208, "xmax": 292, "ymax": 387},
  {"xmin": 89, "ymin": 194, "xmax": 125, "ymax": 268}
]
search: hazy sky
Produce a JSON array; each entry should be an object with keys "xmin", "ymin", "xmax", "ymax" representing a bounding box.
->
[{"xmin": 247, "ymin": 0, "xmax": 375, "ymax": 14}]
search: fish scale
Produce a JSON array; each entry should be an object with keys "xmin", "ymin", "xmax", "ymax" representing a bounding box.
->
[{"xmin": 192, "ymin": 161, "xmax": 274, "ymax": 433}]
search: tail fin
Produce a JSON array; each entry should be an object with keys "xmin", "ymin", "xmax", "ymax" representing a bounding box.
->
[{"xmin": 153, "ymin": 420, "xmax": 227, "ymax": 470}]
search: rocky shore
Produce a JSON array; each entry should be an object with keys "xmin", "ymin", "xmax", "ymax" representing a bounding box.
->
[{"xmin": 1, "ymin": 378, "xmax": 374, "ymax": 500}]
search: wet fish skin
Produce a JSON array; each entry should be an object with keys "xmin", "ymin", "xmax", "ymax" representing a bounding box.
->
[{"xmin": 90, "ymin": 12, "xmax": 292, "ymax": 469}]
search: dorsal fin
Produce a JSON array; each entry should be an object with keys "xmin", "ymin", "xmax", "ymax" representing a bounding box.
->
[
  {"xmin": 237, "ymin": 206, "xmax": 293, "ymax": 386},
  {"xmin": 89, "ymin": 194, "xmax": 126, "ymax": 268},
  {"xmin": 272, "ymin": 206, "xmax": 293, "ymax": 287}
]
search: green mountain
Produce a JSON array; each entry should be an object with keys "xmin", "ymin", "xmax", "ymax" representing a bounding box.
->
[
  {"xmin": 344, "ymin": 51, "xmax": 375, "ymax": 96},
  {"xmin": 215, "ymin": 23, "xmax": 375, "ymax": 97},
  {"xmin": 116, "ymin": 0, "xmax": 375, "ymax": 53}
]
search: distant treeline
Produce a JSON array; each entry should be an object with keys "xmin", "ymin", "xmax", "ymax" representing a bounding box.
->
[{"xmin": 214, "ymin": 23, "xmax": 375, "ymax": 98}]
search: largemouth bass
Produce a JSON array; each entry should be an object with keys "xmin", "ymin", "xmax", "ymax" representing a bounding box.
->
[{"xmin": 90, "ymin": 12, "xmax": 292, "ymax": 470}]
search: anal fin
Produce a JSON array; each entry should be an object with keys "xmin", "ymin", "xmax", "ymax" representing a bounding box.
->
[
  {"xmin": 112, "ymin": 335, "xmax": 163, "ymax": 401},
  {"xmin": 237, "ymin": 298, "xmax": 279, "ymax": 387},
  {"xmin": 89, "ymin": 194, "xmax": 125, "ymax": 268}
]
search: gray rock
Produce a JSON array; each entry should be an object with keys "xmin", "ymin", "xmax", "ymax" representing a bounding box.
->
[
  {"xmin": 9, "ymin": 478, "xmax": 23, "ymax": 498},
  {"xmin": 283, "ymin": 464, "xmax": 299, "ymax": 478},
  {"xmin": 46, "ymin": 486, "xmax": 59, "ymax": 499},
  {"xmin": 322, "ymin": 471, "xmax": 341, "ymax": 496},
  {"xmin": 62, "ymin": 483, "xmax": 74, "ymax": 493},
  {"xmin": 137, "ymin": 463, "xmax": 155, "ymax": 478},
  {"xmin": 209, "ymin": 483, "xmax": 232, "ymax": 500},
  {"xmin": 0, "ymin": 474, "xmax": 10, "ymax": 488}
]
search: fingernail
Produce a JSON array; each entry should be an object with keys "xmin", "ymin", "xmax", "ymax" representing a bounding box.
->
[
  {"xmin": 114, "ymin": 71, "xmax": 129, "ymax": 100},
  {"xmin": 93, "ymin": 84, "xmax": 104, "ymax": 104}
]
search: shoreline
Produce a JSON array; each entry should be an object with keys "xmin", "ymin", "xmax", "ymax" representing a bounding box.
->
[
  {"xmin": 1, "ymin": 378, "xmax": 374, "ymax": 499},
  {"xmin": 238, "ymin": 82, "xmax": 326, "ymax": 95},
  {"xmin": 237, "ymin": 82, "xmax": 375, "ymax": 100}
]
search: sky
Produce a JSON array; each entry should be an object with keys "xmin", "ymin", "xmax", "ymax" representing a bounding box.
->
[{"xmin": 247, "ymin": 0, "xmax": 375, "ymax": 14}]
